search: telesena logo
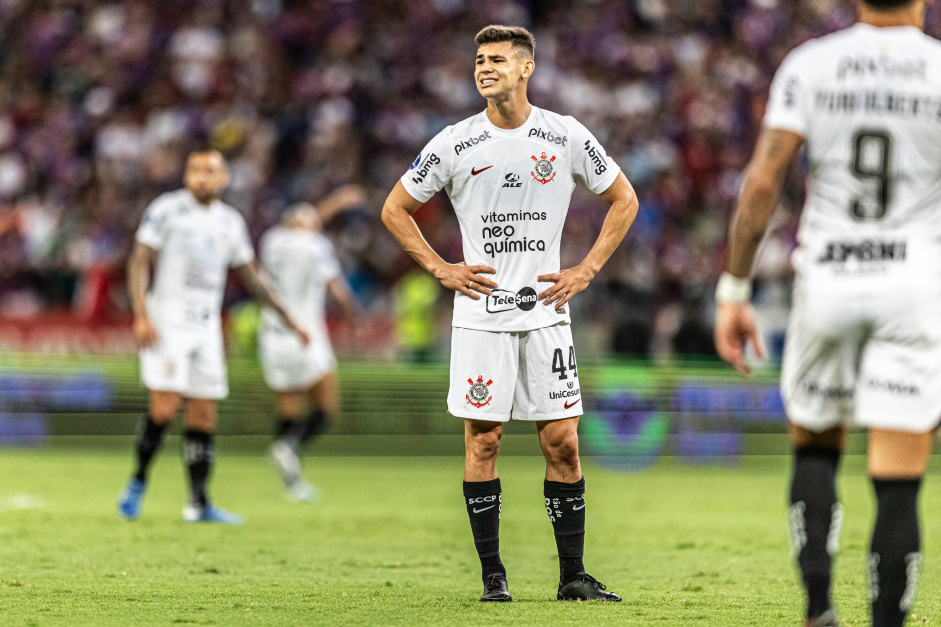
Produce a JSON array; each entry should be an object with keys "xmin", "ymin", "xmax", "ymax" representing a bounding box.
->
[
  {"xmin": 486, "ymin": 287, "xmax": 537, "ymax": 313},
  {"xmin": 503, "ymin": 173, "xmax": 522, "ymax": 188},
  {"xmin": 410, "ymin": 153, "xmax": 441, "ymax": 184}
]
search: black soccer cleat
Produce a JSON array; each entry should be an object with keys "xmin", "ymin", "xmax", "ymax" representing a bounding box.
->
[
  {"xmin": 557, "ymin": 573, "xmax": 621, "ymax": 602},
  {"xmin": 480, "ymin": 572, "xmax": 512, "ymax": 602}
]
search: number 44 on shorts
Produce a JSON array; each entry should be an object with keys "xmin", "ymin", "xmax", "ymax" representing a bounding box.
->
[{"xmin": 552, "ymin": 346, "xmax": 578, "ymax": 381}]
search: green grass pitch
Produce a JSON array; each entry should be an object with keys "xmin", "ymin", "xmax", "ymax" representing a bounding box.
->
[{"xmin": 1, "ymin": 449, "xmax": 940, "ymax": 625}]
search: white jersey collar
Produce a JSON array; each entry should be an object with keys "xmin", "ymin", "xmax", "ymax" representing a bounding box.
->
[
  {"xmin": 853, "ymin": 22, "xmax": 923, "ymax": 36},
  {"xmin": 481, "ymin": 105, "xmax": 538, "ymax": 136}
]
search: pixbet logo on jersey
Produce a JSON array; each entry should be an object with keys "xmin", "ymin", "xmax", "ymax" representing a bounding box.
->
[
  {"xmin": 454, "ymin": 130, "xmax": 492, "ymax": 155},
  {"xmin": 531, "ymin": 152, "xmax": 556, "ymax": 184},
  {"xmin": 528, "ymin": 127, "xmax": 568, "ymax": 147},
  {"xmin": 486, "ymin": 287, "xmax": 537, "ymax": 314},
  {"xmin": 466, "ymin": 375, "xmax": 493, "ymax": 408}
]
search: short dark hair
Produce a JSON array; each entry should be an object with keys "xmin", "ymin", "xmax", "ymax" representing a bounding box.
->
[
  {"xmin": 475, "ymin": 25, "xmax": 535, "ymax": 61},
  {"xmin": 861, "ymin": 0, "xmax": 917, "ymax": 9},
  {"xmin": 188, "ymin": 144, "xmax": 224, "ymax": 159}
]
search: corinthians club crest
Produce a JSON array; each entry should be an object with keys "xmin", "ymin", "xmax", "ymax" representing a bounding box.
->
[
  {"xmin": 531, "ymin": 152, "xmax": 556, "ymax": 185},
  {"xmin": 466, "ymin": 375, "xmax": 493, "ymax": 408}
]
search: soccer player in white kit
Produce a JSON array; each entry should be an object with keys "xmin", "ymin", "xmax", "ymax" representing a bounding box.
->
[
  {"xmin": 382, "ymin": 26, "xmax": 638, "ymax": 602},
  {"xmin": 715, "ymin": 2, "xmax": 941, "ymax": 625},
  {"xmin": 118, "ymin": 149, "xmax": 308, "ymax": 524},
  {"xmin": 259, "ymin": 203, "xmax": 358, "ymax": 501}
]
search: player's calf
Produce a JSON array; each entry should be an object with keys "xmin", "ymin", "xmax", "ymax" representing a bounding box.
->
[
  {"xmin": 788, "ymin": 446, "xmax": 842, "ymax": 622},
  {"xmin": 545, "ymin": 477, "xmax": 621, "ymax": 602},
  {"xmin": 182, "ymin": 430, "xmax": 214, "ymax": 509},
  {"xmin": 464, "ymin": 478, "xmax": 508, "ymax": 600},
  {"xmin": 134, "ymin": 414, "xmax": 167, "ymax": 483},
  {"xmin": 869, "ymin": 477, "xmax": 921, "ymax": 627}
]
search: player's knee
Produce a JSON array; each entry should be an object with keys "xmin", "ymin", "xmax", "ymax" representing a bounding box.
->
[
  {"xmin": 546, "ymin": 432, "xmax": 579, "ymax": 466},
  {"xmin": 470, "ymin": 429, "xmax": 502, "ymax": 461},
  {"xmin": 150, "ymin": 400, "xmax": 180, "ymax": 423},
  {"xmin": 185, "ymin": 402, "xmax": 217, "ymax": 432}
]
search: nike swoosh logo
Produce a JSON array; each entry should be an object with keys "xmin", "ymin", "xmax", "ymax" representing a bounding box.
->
[
  {"xmin": 473, "ymin": 505, "xmax": 496, "ymax": 513},
  {"xmin": 563, "ymin": 399, "xmax": 580, "ymax": 410},
  {"xmin": 573, "ymin": 504, "xmax": 585, "ymax": 511},
  {"xmin": 471, "ymin": 165, "xmax": 494, "ymax": 176}
]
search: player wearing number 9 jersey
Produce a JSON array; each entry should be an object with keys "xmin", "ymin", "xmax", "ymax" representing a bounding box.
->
[
  {"xmin": 382, "ymin": 25, "xmax": 638, "ymax": 603},
  {"xmin": 714, "ymin": 2, "xmax": 941, "ymax": 625}
]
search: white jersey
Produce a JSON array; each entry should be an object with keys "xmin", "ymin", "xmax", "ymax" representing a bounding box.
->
[
  {"xmin": 136, "ymin": 189, "xmax": 254, "ymax": 332},
  {"xmin": 258, "ymin": 226, "xmax": 341, "ymax": 342},
  {"xmin": 400, "ymin": 106, "xmax": 620, "ymax": 332},
  {"xmin": 765, "ymin": 23, "xmax": 941, "ymax": 286}
]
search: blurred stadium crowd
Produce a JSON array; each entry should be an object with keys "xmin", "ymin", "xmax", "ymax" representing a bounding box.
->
[{"xmin": 4, "ymin": 0, "xmax": 927, "ymax": 358}]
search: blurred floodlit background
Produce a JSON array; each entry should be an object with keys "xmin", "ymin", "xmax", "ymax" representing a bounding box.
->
[{"xmin": 3, "ymin": 0, "xmax": 926, "ymax": 460}]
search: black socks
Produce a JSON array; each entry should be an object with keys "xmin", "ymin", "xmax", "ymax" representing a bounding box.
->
[
  {"xmin": 465, "ymin": 477, "xmax": 589, "ymax": 585},
  {"xmin": 870, "ymin": 477, "xmax": 922, "ymax": 627},
  {"xmin": 545, "ymin": 478, "xmax": 587, "ymax": 584},
  {"xmin": 788, "ymin": 446, "xmax": 842, "ymax": 620},
  {"xmin": 183, "ymin": 430, "xmax": 214, "ymax": 509},
  {"xmin": 276, "ymin": 410, "xmax": 328, "ymax": 451},
  {"xmin": 134, "ymin": 415, "xmax": 166, "ymax": 482},
  {"xmin": 464, "ymin": 478, "xmax": 505, "ymax": 581}
]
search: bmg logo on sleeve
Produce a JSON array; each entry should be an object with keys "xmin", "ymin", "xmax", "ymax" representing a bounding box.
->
[{"xmin": 410, "ymin": 153, "xmax": 441, "ymax": 184}]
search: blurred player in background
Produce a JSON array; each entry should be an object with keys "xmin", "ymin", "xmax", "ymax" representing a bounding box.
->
[
  {"xmin": 382, "ymin": 25, "xmax": 637, "ymax": 602},
  {"xmin": 715, "ymin": 1, "xmax": 941, "ymax": 625},
  {"xmin": 259, "ymin": 199, "xmax": 359, "ymax": 502},
  {"xmin": 118, "ymin": 148, "xmax": 308, "ymax": 524}
]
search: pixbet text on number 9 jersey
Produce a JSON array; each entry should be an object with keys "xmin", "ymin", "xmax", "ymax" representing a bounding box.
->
[
  {"xmin": 765, "ymin": 24, "xmax": 941, "ymax": 285},
  {"xmin": 400, "ymin": 106, "xmax": 620, "ymax": 332}
]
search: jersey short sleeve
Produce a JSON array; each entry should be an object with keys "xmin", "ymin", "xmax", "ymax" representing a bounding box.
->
[
  {"xmin": 569, "ymin": 119, "xmax": 621, "ymax": 194},
  {"xmin": 400, "ymin": 129, "xmax": 453, "ymax": 203},
  {"xmin": 135, "ymin": 196, "xmax": 172, "ymax": 250},
  {"xmin": 763, "ymin": 49, "xmax": 811, "ymax": 136},
  {"xmin": 229, "ymin": 212, "xmax": 255, "ymax": 267}
]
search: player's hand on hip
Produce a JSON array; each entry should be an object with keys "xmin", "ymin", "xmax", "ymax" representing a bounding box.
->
[
  {"xmin": 537, "ymin": 266, "xmax": 592, "ymax": 308},
  {"xmin": 133, "ymin": 316, "xmax": 158, "ymax": 349},
  {"xmin": 714, "ymin": 302, "xmax": 766, "ymax": 377},
  {"xmin": 435, "ymin": 262, "xmax": 497, "ymax": 301},
  {"xmin": 286, "ymin": 317, "xmax": 311, "ymax": 346}
]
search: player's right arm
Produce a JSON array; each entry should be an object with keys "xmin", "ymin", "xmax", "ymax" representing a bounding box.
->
[
  {"xmin": 715, "ymin": 46, "xmax": 809, "ymax": 376},
  {"xmin": 127, "ymin": 241, "xmax": 158, "ymax": 349},
  {"xmin": 715, "ymin": 127, "xmax": 803, "ymax": 375},
  {"xmin": 130, "ymin": 196, "xmax": 173, "ymax": 349},
  {"xmin": 381, "ymin": 181, "xmax": 498, "ymax": 301}
]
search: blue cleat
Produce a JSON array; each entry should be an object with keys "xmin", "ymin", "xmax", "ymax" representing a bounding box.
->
[
  {"xmin": 182, "ymin": 504, "xmax": 245, "ymax": 525},
  {"xmin": 118, "ymin": 478, "xmax": 147, "ymax": 520}
]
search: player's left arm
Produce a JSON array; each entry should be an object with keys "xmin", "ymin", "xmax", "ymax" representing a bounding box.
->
[
  {"xmin": 327, "ymin": 278, "xmax": 359, "ymax": 323},
  {"xmin": 235, "ymin": 261, "xmax": 311, "ymax": 345},
  {"xmin": 714, "ymin": 127, "xmax": 803, "ymax": 375},
  {"xmin": 537, "ymin": 171, "xmax": 638, "ymax": 308}
]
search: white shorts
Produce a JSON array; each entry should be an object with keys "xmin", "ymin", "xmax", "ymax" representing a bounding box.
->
[
  {"xmin": 259, "ymin": 329, "xmax": 336, "ymax": 392},
  {"xmin": 781, "ymin": 278, "xmax": 941, "ymax": 434},
  {"xmin": 448, "ymin": 323, "xmax": 583, "ymax": 422},
  {"xmin": 140, "ymin": 325, "xmax": 227, "ymax": 400}
]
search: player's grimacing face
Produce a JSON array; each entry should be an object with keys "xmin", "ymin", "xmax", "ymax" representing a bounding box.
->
[
  {"xmin": 184, "ymin": 152, "xmax": 229, "ymax": 203},
  {"xmin": 475, "ymin": 41, "xmax": 533, "ymax": 100}
]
